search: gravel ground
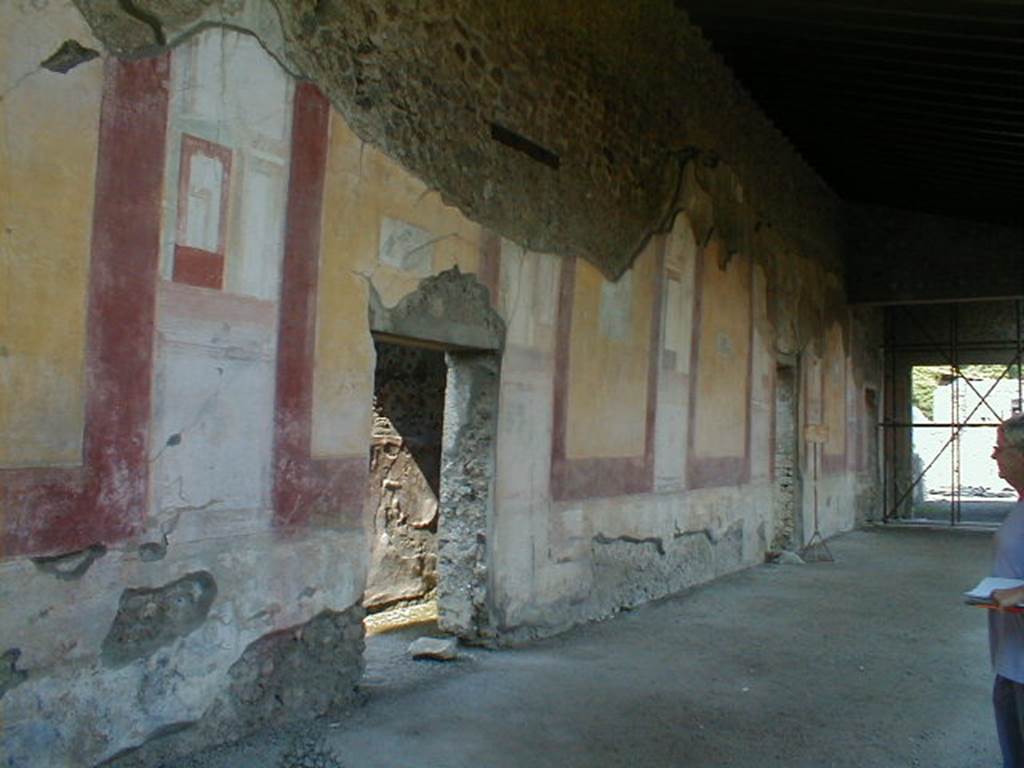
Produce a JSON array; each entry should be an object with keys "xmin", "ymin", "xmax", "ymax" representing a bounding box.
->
[{"xmin": 170, "ymin": 527, "xmax": 1001, "ymax": 768}]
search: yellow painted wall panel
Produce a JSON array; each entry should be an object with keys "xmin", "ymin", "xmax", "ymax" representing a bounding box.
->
[
  {"xmin": 692, "ymin": 243, "xmax": 752, "ymax": 459},
  {"xmin": 312, "ymin": 113, "xmax": 483, "ymax": 458},
  {"xmin": 565, "ymin": 241, "xmax": 656, "ymax": 460},
  {"xmin": 824, "ymin": 320, "xmax": 847, "ymax": 456},
  {"xmin": 0, "ymin": 3, "xmax": 102, "ymax": 466}
]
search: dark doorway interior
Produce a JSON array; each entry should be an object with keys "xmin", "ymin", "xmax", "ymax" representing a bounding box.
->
[{"xmin": 363, "ymin": 339, "xmax": 447, "ymax": 614}]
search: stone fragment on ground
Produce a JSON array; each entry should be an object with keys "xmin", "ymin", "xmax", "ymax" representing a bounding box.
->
[
  {"xmin": 771, "ymin": 550, "xmax": 805, "ymax": 565},
  {"xmin": 407, "ymin": 636, "xmax": 458, "ymax": 661}
]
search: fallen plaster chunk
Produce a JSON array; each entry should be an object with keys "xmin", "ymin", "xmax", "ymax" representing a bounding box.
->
[
  {"xmin": 773, "ymin": 550, "xmax": 806, "ymax": 565},
  {"xmin": 408, "ymin": 636, "xmax": 459, "ymax": 661}
]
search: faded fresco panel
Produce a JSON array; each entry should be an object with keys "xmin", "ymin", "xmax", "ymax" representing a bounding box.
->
[
  {"xmin": 0, "ymin": 3, "xmax": 103, "ymax": 466},
  {"xmin": 824, "ymin": 320, "xmax": 847, "ymax": 462},
  {"xmin": 804, "ymin": 354, "xmax": 824, "ymax": 426},
  {"xmin": 750, "ymin": 263, "xmax": 774, "ymax": 482},
  {"xmin": 499, "ymin": 242, "xmax": 559, "ymax": 351},
  {"xmin": 160, "ymin": 29, "xmax": 293, "ymax": 296},
  {"xmin": 565, "ymin": 242, "xmax": 657, "ymax": 460},
  {"xmin": 662, "ymin": 216, "xmax": 697, "ymax": 374},
  {"xmin": 691, "ymin": 242, "xmax": 752, "ymax": 460},
  {"xmin": 599, "ymin": 271, "xmax": 633, "ymax": 341},
  {"xmin": 150, "ymin": 29, "xmax": 292, "ymax": 517},
  {"xmin": 151, "ymin": 286, "xmax": 278, "ymax": 513},
  {"xmin": 312, "ymin": 114, "xmax": 484, "ymax": 458},
  {"xmin": 378, "ymin": 217, "xmax": 435, "ymax": 276},
  {"xmin": 655, "ymin": 215, "xmax": 698, "ymax": 489}
]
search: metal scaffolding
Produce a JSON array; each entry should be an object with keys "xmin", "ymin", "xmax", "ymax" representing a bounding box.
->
[{"xmin": 880, "ymin": 299, "xmax": 1023, "ymax": 525}]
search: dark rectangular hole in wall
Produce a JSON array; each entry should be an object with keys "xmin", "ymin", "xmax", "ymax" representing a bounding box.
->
[
  {"xmin": 490, "ymin": 122, "xmax": 560, "ymax": 170},
  {"xmin": 363, "ymin": 339, "xmax": 447, "ymax": 615}
]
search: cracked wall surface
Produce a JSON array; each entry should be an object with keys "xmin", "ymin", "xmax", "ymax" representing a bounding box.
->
[
  {"xmin": 438, "ymin": 350, "xmax": 501, "ymax": 641},
  {"xmin": 1, "ymin": 3, "xmax": 884, "ymax": 765},
  {"xmin": 101, "ymin": 571, "xmax": 218, "ymax": 668}
]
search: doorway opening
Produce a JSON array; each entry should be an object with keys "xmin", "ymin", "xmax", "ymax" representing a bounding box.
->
[
  {"xmin": 363, "ymin": 338, "xmax": 447, "ymax": 633},
  {"xmin": 362, "ymin": 337, "xmax": 502, "ymax": 641},
  {"xmin": 772, "ymin": 363, "xmax": 802, "ymax": 551},
  {"xmin": 880, "ymin": 300, "xmax": 1023, "ymax": 526},
  {"xmin": 359, "ymin": 267, "xmax": 506, "ymax": 642},
  {"xmin": 907, "ymin": 363, "xmax": 1020, "ymax": 525}
]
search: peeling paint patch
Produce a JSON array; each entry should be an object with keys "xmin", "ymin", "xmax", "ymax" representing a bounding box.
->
[
  {"xmin": 0, "ymin": 649, "xmax": 28, "ymax": 698},
  {"xmin": 593, "ymin": 533, "xmax": 666, "ymax": 556},
  {"xmin": 673, "ymin": 527, "xmax": 714, "ymax": 544},
  {"xmin": 40, "ymin": 39, "xmax": 100, "ymax": 73},
  {"xmin": 138, "ymin": 541, "xmax": 167, "ymax": 562},
  {"xmin": 101, "ymin": 572, "xmax": 217, "ymax": 668},
  {"xmin": 32, "ymin": 544, "xmax": 107, "ymax": 581}
]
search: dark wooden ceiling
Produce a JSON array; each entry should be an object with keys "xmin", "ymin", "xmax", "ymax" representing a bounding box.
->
[{"xmin": 678, "ymin": 0, "xmax": 1024, "ymax": 226}]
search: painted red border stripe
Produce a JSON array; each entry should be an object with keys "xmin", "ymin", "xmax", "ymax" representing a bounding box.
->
[
  {"xmin": 550, "ymin": 240, "xmax": 665, "ymax": 502},
  {"xmin": 272, "ymin": 83, "xmax": 367, "ymax": 529},
  {"xmin": 1, "ymin": 56, "xmax": 169, "ymax": 556},
  {"xmin": 173, "ymin": 246, "xmax": 225, "ymax": 289}
]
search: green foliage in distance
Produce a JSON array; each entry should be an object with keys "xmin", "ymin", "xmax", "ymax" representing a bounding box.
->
[{"xmin": 912, "ymin": 364, "xmax": 1021, "ymax": 420}]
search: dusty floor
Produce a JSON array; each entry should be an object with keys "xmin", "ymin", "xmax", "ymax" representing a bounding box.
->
[
  {"xmin": 913, "ymin": 498, "xmax": 1014, "ymax": 526},
  {"xmin": 171, "ymin": 527, "xmax": 1000, "ymax": 768}
]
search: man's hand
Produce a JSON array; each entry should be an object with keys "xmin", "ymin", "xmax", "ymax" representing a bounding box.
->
[{"xmin": 991, "ymin": 586, "xmax": 1024, "ymax": 609}]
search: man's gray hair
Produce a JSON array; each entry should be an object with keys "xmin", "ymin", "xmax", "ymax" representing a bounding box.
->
[{"xmin": 1003, "ymin": 413, "xmax": 1024, "ymax": 452}]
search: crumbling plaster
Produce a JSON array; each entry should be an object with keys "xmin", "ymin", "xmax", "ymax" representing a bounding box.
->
[
  {"xmin": 73, "ymin": 0, "xmax": 844, "ymax": 281},
  {"xmin": 0, "ymin": 4, "xmax": 888, "ymax": 764},
  {"xmin": 0, "ymin": 520, "xmax": 366, "ymax": 766}
]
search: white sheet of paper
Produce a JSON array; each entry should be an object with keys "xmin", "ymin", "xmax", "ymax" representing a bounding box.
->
[{"xmin": 965, "ymin": 577, "xmax": 1024, "ymax": 603}]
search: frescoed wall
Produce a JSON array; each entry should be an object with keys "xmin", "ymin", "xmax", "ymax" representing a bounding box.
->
[
  {"xmin": 823, "ymin": 320, "xmax": 848, "ymax": 471},
  {"xmin": 150, "ymin": 29, "xmax": 294, "ymax": 523},
  {"xmin": 565, "ymin": 247, "xmax": 657, "ymax": 460},
  {"xmin": 653, "ymin": 215, "xmax": 699, "ymax": 491},
  {"xmin": 313, "ymin": 114, "xmax": 486, "ymax": 462},
  {"xmin": 688, "ymin": 241, "xmax": 753, "ymax": 488},
  {"xmin": 550, "ymin": 239, "xmax": 661, "ymax": 500},
  {"xmin": 0, "ymin": 6, "xmax": 101, "ymax": 467},
  {"xmin": 1, "ymin": 21, "xmax": 365, "ymax": 768},
  {"xmin": 0, "ymin": 4, "xmax": 882, "ymax": 765}
]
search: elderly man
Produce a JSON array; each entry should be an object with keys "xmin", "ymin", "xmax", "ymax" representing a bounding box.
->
[{"xmin": 988, "ymin": 412, "xmax": 1024, "ymax": 767}]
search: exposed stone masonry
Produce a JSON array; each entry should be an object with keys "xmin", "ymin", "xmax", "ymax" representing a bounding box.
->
[
  {"xmin": 364, "ymin": 342, "xmax": 446, "ymax": 611},
  {"xmin": 74, "ymin": 0, "xmax": 842, "ymax": 280},
  {"xmin": 101, "ymin": 571, "xmax": 218, "ymax": 668},
  {"xmin": 437, "ymin": 351, "xmax": 501, "ymax": 641}
]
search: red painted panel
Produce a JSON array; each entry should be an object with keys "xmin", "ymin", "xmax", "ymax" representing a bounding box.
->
[
  {"xmin": 172, "ymin": 133, "xmax": 231, "ymax": 289},
  {"xmin": 175, "ymin": 134, "xmax": 232, "ymax": 253},
  {"xmin": 173, "ymin": 245, "xmax": 225, "ymax": 289},
  {"xmin": 0, "ymin": 468, "xmax": 85, "ymax": 555},
  {"xmin": 550, "ymin": 240, "xmax": 665, "ymax": 501},
  {"xmin": 273, "ymin": 83, "xmax": 366, "ymax": 528},
  {"xmin": 1, "ymin": 56, "xmax": 169, "ymax": 557}
]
